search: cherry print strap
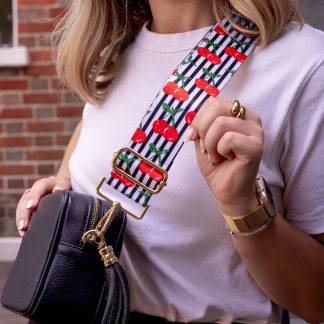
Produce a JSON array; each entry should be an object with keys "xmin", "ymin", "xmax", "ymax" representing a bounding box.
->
[{"xmin": 97, "ymin": 16, "xmax": 256, "ymax": 219}]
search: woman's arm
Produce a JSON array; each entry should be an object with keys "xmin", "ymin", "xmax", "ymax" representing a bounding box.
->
[
  {"xmin": 188, "ymin": 97, "xmax": 324, "ymax": 323},
  {"xmin": 55, "ymin": 120, "xmax": 82, "ymax": 180},
  {"xmin": 16, "ymin": 120, "xmax": 83, "ymax": 236}
]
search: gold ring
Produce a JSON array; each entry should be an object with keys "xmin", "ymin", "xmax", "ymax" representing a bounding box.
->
[
  {"xmin": 231, "ymin": 100, "xmax": 246, "ymax": 119},
  {"xmin": 23, "ymin": 188, "xmax": 31, "ymax": 195},
  {"xmin": 231, "ymin": 100, "xmax": 241, "ymax": 116},
  {"xmin": 236, "ymin": 106, "xmax": 246, "ymax": 119}
]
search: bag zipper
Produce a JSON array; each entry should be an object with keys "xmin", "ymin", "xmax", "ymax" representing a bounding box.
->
[{"xmin": 90, "ymin": 197, "xmax": 101, "ymax": 230}]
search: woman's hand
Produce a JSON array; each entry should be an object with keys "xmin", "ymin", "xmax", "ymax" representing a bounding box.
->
[
  {"xmin": 186, "ymin": 97, "xmax": 264, "ymax": 215},
  {"xmin": 16, "ymin": 176, "xmax": 72, "ymax": 236}
]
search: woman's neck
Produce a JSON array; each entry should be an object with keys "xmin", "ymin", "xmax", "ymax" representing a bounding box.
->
[{"xmin": 148, "ymin": 0, "xmax": 215, "ymax": 33}]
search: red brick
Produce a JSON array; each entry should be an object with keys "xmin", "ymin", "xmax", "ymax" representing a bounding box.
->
[
  {"xmin": 57, "ymin": 106, "xmax": 83, "ymax": 117},
  {"xmin": 0, "ymin": 137, "xmax": 31, "ymax": 147},
  {"xmin": 8, "ymin": 179, "xmax": 25, "ymax": 189},
  {"xmin": 30, "ymin": 50, "xmax": 52, "ymax": 62},
  {"xmin": 3, "ymin": 94, "xmax": 21, "ymax": 105},
  {"xmin": 27, "ymin": 150, "xmax": 64, "ymax": 160},
  {"xmin": 19, "ymin": 22, "xmax": 55, "ymax": 33},
  {"xmin": 27, "ymin": 121, "xmax": 64, "ymax": 132},
  {"xmin": 56, "ymin": 135, "xmax": 71, "ymax": 145},
  {"xmin": 0, "ymin": 165, "xmax": 33, "ymax": 175},
  {"xmin": 18, "ymin": 8, "xmax": 48, "ymax": 21},
  {"xmin": 0, "ymin": 80, "xmax": 28, "ymax": 90},
  {"xmin": 18, "ymin": 36, "xmax": 36, "ymax": 47},
  {"xmin": 52, "ymin": 78, "xmax": 65, "ymax": 89},
  {"xmin": 34, "ymin": 136, "xmax": 53, "ymax": 146},
  {"xmin": 37, "ymin": 164, "xmax": 55, "ymax": 175},
  {"xmin": 24, "ymin": 93, "xmax": 59, "ymax": 104},
  {"xmin": 0, "ymin": 108, "xmax": 32, "ymax": 119},
  {"xmin": 27, "ymin": 177, "xmax": 41, "ymax": 188},
  {"xmin": 24, "ymin": 65, "xmax": 56, "ymax": 76},
  {"xmin": 50, "ymin": 7, "xmax": 66, "ymax": 18}
]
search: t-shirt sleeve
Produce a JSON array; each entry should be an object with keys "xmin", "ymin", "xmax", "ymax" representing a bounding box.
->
[{"xmin": 281, "ymin": 61, "xmax": 324, "ymax": 235}]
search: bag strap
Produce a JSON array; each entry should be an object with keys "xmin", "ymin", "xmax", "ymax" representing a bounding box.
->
[
  {"xmin": 88, "ymin": 17, "xmax": 256, "ymax": 324},
  {"xmin": 96, "ymin": 16, "xmax": 256, "ymax": 219}
]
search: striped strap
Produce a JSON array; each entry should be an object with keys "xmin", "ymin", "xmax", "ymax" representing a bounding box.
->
[{"xmin": 102, "ymin": 17, "xmax": 256, "ymax": 215}]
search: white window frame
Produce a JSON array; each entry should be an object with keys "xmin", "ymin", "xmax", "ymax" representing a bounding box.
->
[{"xmin": 0, "ymin": 0, "xmax": 29, "ymax": 67}]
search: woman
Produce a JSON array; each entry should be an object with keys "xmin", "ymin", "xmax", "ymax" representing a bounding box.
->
[{"xmin": 16, "ymin": 0, "xmax": 324, "ymax": 323}]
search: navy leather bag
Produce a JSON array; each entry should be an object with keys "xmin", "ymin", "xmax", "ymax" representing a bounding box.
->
[{"xmin": 1, "ymin": 190, "xmax": 130, "ymax": 324}]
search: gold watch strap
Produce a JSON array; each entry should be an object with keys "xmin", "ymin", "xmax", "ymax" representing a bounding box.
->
[{"xmin": 221, "ymin": 205, "xmax": 272, "ymax": 233}]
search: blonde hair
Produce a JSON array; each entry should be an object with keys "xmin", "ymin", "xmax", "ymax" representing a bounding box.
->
[{"xmin": 53, "ymin": 0, "xmax": 303, "ymax": 105}]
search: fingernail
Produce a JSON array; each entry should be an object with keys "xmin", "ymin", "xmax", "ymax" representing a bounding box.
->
[
  {"xmin": 19, "ymin": 231, "xmax": 25, "ymax": 237},
  {"xmin": 18, "ymin": 220, "xmax": 25, "ymax": 230},
  {"xmin": 200, "ymin": 139, "xmax": 206, "ymax": 153},
  {"xmin": 208, "ymin": 153, "xmax": 216, "ymax": 164},
  {"xmin": 52, "ymin": 186, "xmax": 63, "ymax": 192},
  {"xmin": 184, "ymin": 127, "xmax": 194, "ymax": 143},
  {"xmin": 26, "ymin": 199, "xmax": 33, "ymax": 209}
]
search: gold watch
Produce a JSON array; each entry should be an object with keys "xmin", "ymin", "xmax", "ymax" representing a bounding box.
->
[{"xmin": 221, "ymin": 176, "xmax": 277, "ymax": 236}]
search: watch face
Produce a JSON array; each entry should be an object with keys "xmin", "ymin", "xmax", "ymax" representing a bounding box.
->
[{"xmin": 256, "ymin": 176, "xmax": 276, "ymax": 216}]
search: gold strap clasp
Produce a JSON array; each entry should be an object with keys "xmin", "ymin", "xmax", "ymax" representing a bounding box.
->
[
  {"xmin": 96, "ymin": 177, "xmax": 149, "ymax": 219},
  {"xmin": 112, "ymin": 146, "xmax": 168, "ymax": 195},
  {"xmin": 95, "ymin": 146, "xmax": 169, "ymax": 220}
]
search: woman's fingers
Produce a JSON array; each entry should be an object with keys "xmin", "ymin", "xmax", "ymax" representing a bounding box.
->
[
  {"xmin": 187, "ymin": 98, "xmax": 263, "ymax": 163},
  {"xmin": 216, "ymin": 131, "xmax": 264, "ymax": 162},
  {"xmin": 52, "ymin": 177, "xmax": 72, "ymax": 192},
  {"xmin": 16, "ymin": 177, "xmax": 72, "ymax": 236},
  {"xmin": 204, "ymin": 116, "xmax": 263, "ymax": 163}
]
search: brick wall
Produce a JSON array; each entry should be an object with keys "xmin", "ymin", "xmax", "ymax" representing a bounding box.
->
[{"xmin": 0, "ymin": 0, "xmax": 83, "ymax": 236}]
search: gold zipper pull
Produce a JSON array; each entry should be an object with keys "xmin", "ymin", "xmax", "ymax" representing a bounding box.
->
[
  {"xmin": 82, "ymin": 201, "xmax": 121, "ymax": 267},
  {"xmin": 95, "ymin": 201, "xmax": 121, "ymax": 236}
]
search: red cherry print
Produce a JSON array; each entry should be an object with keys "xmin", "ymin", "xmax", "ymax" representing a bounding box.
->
[
  {"xmin": 172, "ymin": 68, "xmax": 177, "ymax": 75},
  {"xmin": 197, "ymin": 47, "xmax": 211, "ymax": 57},
  {"xmin": 224, "ymin": 47, "xmax": 238, "ymax": 57},
  {"xmin": 111, "ymin": 170, "xmax": 122, "ymax": 180},
  {"xmin": 149, "ymin": 168, "xmax": 164, "ymax": 182},
  {"xmin": 205, "ymin": 85, "xmax": 220, "ymax": 97},
  {"xmin": 139, "ymin": 160, "xmax": 153, "ymax": 174},
  {"xmin": 185, "ymin": 111, "xmax": 197, "ymax": 125},
  {"xmin": 195, "ymin": 78, "xmax": 209, "ymax": 90},
  {"xmin": 163, "ymin": 126, "xmax": 179, "ymax": 142},
  {"xmin": 163, "ymin": 82, "xmax": 178, "ymax": 95},
  {"xmin": 234, "ymin": 52, "xmax": 248, "ymax": 62},
  {"xmin": 152, "ymin": 120, "xmax": 169, "ymax": 134},
  {"xmin": 214, "ymin": 25, "xmax": 226, "ymax": 35},
  {"xmin": 173, "ymin": 88, "xmax": 189, "ymax": 102},
  {"xmin": 207, "ymin": 53, "xmax": 221, "ymax": 65},
  {"xmin": 120, "ymin": 176, "xmax": 135, "ymax": 188},
  {"xmin": 131, "ymin": 128, "xmax": 147, "ymax": 144}
]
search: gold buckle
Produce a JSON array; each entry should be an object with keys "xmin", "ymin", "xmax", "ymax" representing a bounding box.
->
[
  {"xmin": 112, "ymin": 146, "xmax": 168, "ymax": 195},
  {"xmin": 96, "ymin": 146, "xmax": 168, "ymax": 220}
]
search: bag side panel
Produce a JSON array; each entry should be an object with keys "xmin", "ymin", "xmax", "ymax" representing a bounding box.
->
[
  {"xmin": 30, "ymin": 243, "xmax": 106, "ymax": 324},
  {"xmin": 1, "ymin": 191, "xmax": 69, "ymax": 315}
]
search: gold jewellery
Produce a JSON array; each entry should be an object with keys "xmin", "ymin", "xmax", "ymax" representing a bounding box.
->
[
  {"xmin": 231, "ymin": 100, "xmax": 246, "ymax": 119},
  {"xmin": 23, "ymin": 188, "xmax": 31, "ymax": 195}
]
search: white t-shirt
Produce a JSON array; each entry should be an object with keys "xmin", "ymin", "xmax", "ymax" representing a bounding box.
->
[{"xmin": 70, "ymin": 22, "xmax": 324, "ymax": 323}]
